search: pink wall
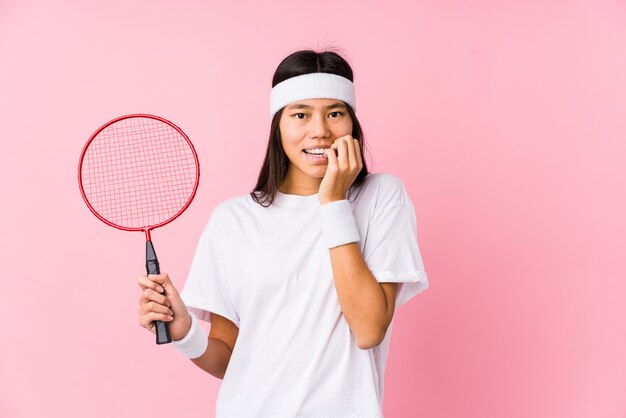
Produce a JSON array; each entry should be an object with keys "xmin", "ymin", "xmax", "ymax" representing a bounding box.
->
[{"xmin": 1, "ymin": 1, "xmax": 625, "ymax": 417}]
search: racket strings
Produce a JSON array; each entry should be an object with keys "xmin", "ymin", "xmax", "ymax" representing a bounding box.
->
[{"xmin": 81, "ymin": 117, "xmax": 198, "ymax": 229}]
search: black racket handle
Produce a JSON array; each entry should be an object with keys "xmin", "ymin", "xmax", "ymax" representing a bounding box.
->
[{"xmin": 146, "ymin": 240, "xmax": 172, "ymax": 345}]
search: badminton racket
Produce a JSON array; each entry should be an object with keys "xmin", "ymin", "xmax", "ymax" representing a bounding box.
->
[{"xmin": 78, "ymin": 114, "xmax": 200, "ymax": 344}]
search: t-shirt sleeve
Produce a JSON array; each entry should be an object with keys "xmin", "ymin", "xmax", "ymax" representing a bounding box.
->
[
  {"xmin": 179, "ymin": 210, "xmax": 240, "ymax": 327},
  {"xmin": 363, "ymin": 175, "xmax": 429, "ymax": 309}
]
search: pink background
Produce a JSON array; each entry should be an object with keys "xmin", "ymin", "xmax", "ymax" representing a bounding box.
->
[{"xmin": 1, "ymin": 1, "xmax": 625, "ymax": 417}]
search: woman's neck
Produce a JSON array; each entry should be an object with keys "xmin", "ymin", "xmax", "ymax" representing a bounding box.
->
[{"xmin": 279, "ymin": 171, "xmax": 322, "ymax": 196}]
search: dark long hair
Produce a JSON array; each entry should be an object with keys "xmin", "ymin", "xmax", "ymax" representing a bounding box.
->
[{"xmin": 250, "ymin": 49, "xmax": 370, "ymax": 207}]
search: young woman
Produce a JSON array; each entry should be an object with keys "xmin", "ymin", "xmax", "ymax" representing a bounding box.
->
[{"xmin": 137, "ymin": 49, "xmax": 429, "ymax": 417}]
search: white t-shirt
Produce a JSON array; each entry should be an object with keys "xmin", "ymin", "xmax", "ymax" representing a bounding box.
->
[{"xmin": 180, "ymin": 172, "xmax": 429, "ymax": 418}]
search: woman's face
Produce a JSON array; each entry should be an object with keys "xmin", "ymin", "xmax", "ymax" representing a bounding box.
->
[{"xmin": 279, "ymin": 98, "xmax": 353, "ymax": 186}]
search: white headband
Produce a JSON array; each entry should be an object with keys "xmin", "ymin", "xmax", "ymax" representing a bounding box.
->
[{"xmin": 270, "ymin": 72, "xmax": 356, "ymax": 118}]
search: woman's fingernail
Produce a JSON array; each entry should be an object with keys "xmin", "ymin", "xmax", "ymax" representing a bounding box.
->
[{"xmin": 156, "ymin": 285, "xmax": 164, "ymax": 293}]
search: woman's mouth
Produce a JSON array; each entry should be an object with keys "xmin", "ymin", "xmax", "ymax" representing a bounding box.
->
[{"xmin": 303, "ymin": 148, "xmax": 329, "ymax": 163}]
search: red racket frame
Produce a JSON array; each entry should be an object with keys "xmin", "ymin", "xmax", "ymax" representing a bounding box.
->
[{"xmin": 77, "ymin": 113, "xmax": 200, "ymax": 241}]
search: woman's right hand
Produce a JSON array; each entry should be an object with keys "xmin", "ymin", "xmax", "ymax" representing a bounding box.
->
[{"xmin": 137, "ymin": 273, "xmax": 192, "ymax": 341}]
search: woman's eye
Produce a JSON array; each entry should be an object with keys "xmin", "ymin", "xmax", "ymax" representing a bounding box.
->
[
  {"xmin": 329, "ymin": 111, "xmax": 343, "ymax": 118},
  {"xmin": 293, "ymin": 113, "xmax": 306, "ymax": 120}
]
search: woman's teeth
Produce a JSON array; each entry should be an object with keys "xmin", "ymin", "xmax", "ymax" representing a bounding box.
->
[
  {"xmin": 303, "ymin": 148, "xmax": 328, "ymax": 161},
  {"xmin": 304, "ymin": 148, "xmax": 326, "ymax": 155}
]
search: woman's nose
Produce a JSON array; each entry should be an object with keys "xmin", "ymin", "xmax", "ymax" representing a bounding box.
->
[{"xmin": 308, "ymin": 114, "xmax": 330, "ymax": 138}]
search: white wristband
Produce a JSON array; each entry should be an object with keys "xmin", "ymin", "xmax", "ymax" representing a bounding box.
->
[
  {"xmin": 171, "ymin": 310, "xmax": 208, "ymax": 359},
  {"xmin": 319, "ymin": 199, "xmax": 360, "ymax": 249}
]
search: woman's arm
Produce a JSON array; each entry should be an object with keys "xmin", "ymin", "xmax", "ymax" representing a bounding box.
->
[
  {"xmin": 329, "ymin": 242, "xmax": 397, "ymax": 350},
  {"xmin": 317, "ymin": 136, "xmax": 397, "ymax": 349},
  {"xmin": 191, "ymin": 312, "xmax": 239, "ymax": 379},
  {"xmin": 190, "ymin": 337, "xmax": 233, "ymax": 379}
]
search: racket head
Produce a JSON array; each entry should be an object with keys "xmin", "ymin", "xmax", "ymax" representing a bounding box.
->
[{"xmin": 78, "ymin": 114, "xmax": 200, "ymax": 233}]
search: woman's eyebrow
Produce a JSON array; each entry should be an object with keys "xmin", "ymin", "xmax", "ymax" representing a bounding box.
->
[{"xmin": 287, "ymin": 103, "xmax": 347, "ymax": 110}]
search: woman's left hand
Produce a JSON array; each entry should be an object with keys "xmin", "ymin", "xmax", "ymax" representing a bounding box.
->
[{"xmin": 319, "ymin": 135, "xmax": 363, "ymax": 205}]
